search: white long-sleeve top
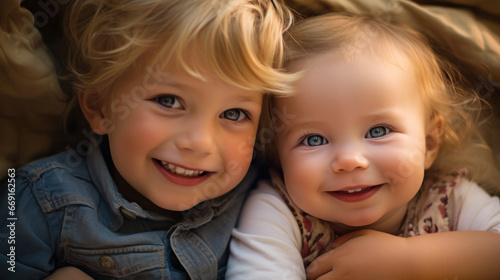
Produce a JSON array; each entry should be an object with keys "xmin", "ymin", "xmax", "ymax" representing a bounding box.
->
[{"xmin": 226, "ymin": 179, "xmax": 500, "ymax": 279}]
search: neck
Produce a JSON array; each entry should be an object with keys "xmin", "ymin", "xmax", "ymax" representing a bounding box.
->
[
  {"xmin": 102, "ymin": 144, "xmax": 182, "ymax": 221},
  {"xmin": 113, "ymin": 169, "xmax": 182, "ymax": 220}
]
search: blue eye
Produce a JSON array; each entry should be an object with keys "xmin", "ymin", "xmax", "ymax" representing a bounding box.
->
[
  {"xmin": 156, "ymin": 95, "xmax": 181, "ymax": 109},
  {"xmin": 366, "ymin": 126, "xmax": 389, "ymax": 138},
  {"xmin": 221, "ymin": 109, "xmax": 248, "ymax": 121},
  {"xmin": 303, "ymin": 135, "xmax": 328, "ymax": 146}
]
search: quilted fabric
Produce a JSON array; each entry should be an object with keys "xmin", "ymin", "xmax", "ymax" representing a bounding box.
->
[
  {"xmin": 0, "ymin": 0, "xmax": 67, "ymax": 181},
  {"xmin": 1, "ymin": 0, "xmax": 499, "ymax": 181}
]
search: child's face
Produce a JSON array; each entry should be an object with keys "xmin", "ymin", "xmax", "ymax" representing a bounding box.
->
[
  {"xmin": 92, "ymin": 58, "xmax": 262, "ymax": 211},
  {"xmin": 276, "ymin": 52, "xmax": 437, "ymax": 233}
]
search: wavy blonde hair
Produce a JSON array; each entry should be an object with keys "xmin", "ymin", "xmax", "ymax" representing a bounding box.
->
[
  {"xmin": 64, "ymin": 0, "xmax": 295, "ymax": 110},
  {"xmin": 261, "ymin": 13, "xmax": 500, "ymax": 194}
]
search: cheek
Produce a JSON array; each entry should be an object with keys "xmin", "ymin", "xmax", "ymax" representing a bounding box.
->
[
  {"xmin": 110, "ymin": 108, "xmax": 164, "ymax": 144},
  {"xmin": 108, "ymin": 131, "xmax": 147, "ymax": 166},
  {"xmin": 376, "ymin": 141, "xmax": 427, "ymax": 184},
  {"xmin": 282, "ymin": 153, "xmax": 322, "ymax": 197},
  {"xmin": 231, "ymin": 127, "xmax": 256, "ymax": 151},
  {"xmin": 107, "ymin": 131, "xmax": 149, "ymax": 178},
  {"xmin": 283, "ymin": 163, "xmax": 325, "ymax": 218},
  {"xmin": 106, "ymin": 111, "xmax": 165, "ymax": 170},
  {"xmin": 284, "ymin": 164, "xmax": 311, "ymax": 188},
  {"xmin": 220, "ymin": 132, "xmax": 256, "ymax": 173}
]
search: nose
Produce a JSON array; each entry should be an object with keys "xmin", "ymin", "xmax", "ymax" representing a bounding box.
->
[
  {"xmin": 331, "ymin": 143, "xmax": 369, "ymax": 173},
  {"xmin": 174, "ymin": 119, "xmax": 216, "ymax": 156}
]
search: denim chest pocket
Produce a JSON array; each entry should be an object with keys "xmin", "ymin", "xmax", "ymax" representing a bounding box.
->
[
  {"xmin": 64, "ymin": 245, "xmax": 165, "ymax": 278},
  {"xmin": 59, "ymin": 205, "xmax": 167, "ymax": 278}
]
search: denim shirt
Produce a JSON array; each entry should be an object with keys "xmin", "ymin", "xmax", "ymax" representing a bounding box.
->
[{"xmin": 0, "ymin": 146, "xmax": 255, "ymax": 279}]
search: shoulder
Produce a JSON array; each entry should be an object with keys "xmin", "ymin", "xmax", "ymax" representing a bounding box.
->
[
  {"xmin": 242, "ymin": 180, "xmax": 290, "ymax": 217},
  {"xmin": 453, "ymin": 179, "xmax": 500, "ymax": 233},
  {"xmin": 18, "ymin": 150, "xmax": 91, "ymax": 181},
  {"xmin": 453, "ymin": 178, "xmax": 495, "ymax": 200},
  {"xmin": 236, "ymin": 180, "xmax": 300, "ymax": 242},
  {"xmin": 15, "ymin": 151, "xmax": 100, "ymax": 213},
  {"xmin": 250, "ymin": 179, "xmax": 285, "ymax": 200},
  {"xmin": 227, "ymin": 180, "xmax": 305, "ymax": 279}
]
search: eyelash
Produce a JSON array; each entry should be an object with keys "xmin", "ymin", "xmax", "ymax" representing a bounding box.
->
[
  {"xmin": 153, "ymin": 95, "xmax": 253, "ymax": 122},
  {"xmin": 155, "ymin": 95, "xmax": 183, "ymax": 110},
  {"xmin": 366, "ymin": 124, "xmax": 394, "ymax": 138},
  {"xmin": 298, "ymin": 131, "xmax": 325, "ymax": 146},
  {"xmin": 221, "ymin": 109, "xmax": 252, "ymax": 122},
  {"xmin": 296, "ymin": 124, "xmax": 395, "ymax": 146}
]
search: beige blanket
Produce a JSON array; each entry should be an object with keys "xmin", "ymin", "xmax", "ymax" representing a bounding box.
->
[{"xmin": 1, "ymin": 0, "xmax": 499, "ymax": 181}]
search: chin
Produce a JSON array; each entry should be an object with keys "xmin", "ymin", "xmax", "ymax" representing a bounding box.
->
[
  {"xmin": 342, "ymin": 215, "xmax": 382, "ymax": 228},
  {"xmin": 153, "ymin": 198, "xmax": 193, "ymax": 212}
]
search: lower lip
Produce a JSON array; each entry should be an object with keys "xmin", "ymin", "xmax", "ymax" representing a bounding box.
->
[
  {"xmin": 328, "ymin": 185, "xmax": 382, "ymax": 203},
  {"xmin": 153, "ymin": 160, "xmax": 211, "ymax": 187}
]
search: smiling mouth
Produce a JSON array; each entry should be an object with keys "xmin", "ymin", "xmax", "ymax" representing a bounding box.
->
[
  {"xmin": 155, "ymin": 160, "xmax": 207, "ymax": 177},
  {"xmin": 335, "ymin": 186, "xmax": 376, "ymax": 194},
  {"xmin": 333, "ymin": 184, "xmax": 383, "ymax": 195},
  {"xmin": 339, "ymin": 187, "xmax": 372, "ymax": 194},
  {"xmin": 328, "ymin": 184, "xmax": 383, "ymax": 202}
]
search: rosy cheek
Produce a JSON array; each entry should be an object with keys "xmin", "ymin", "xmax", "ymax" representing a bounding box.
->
[
  {"xmin": 231, "ymin": 134, "xmax": 256, "ymax": 161},
  {"xmin": 284, "ymin": 165, "xmax": 309, "ymax": 192},
  {"xmin": 379, "ymin": 148, "xmax": 425, "ymax": 182}
]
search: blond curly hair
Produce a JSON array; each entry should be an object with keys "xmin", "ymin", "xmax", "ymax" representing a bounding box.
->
[{"xmin": 65, "ymin": 0, "xmax": 295, "ymax": 108}]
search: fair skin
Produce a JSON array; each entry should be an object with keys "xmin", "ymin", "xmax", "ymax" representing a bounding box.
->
[
  {"xmin": 49, "ymin": 44, "xmax": 264, "ymax": 280},
  {"xmin": 276, "ymin": 52, "xmax": 500, "ymax": 280},
  {"xmin": 277, "ymin": 52, "xmax": 438, "ymax": 236},
  {"xmin": 80, "ymin": 53, "xmax": 262, "ymax": 214}
]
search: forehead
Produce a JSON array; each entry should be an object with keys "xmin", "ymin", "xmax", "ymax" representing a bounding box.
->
[
  {"xmin": 116, "ymin": 54, "xmax": 262, "ymax": 98},
  {"xmin": 276, "ymin": 51, "xmax": 422, "ymax": 123}
]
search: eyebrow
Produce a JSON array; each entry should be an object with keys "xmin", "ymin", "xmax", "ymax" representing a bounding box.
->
[
  {"xmin": 152, "ymin": 73, "xmax": 263, "ymax": 103},
  {"xmin": 277, "ymin": 118, "xmax": 318, "ymax": 139},
  {"xmin": 361, "ymin": 108, "xmax": 407, "ymax": 120},
  {"xmin": 150, "ymin": 73, "xmax": 180, "ymax": 87},
  {"xmin": 278, "ymin": 108, "xmax": 407, "ymax": 135},
  {"xmin": 234, "ymin": 93, "xmax": 263, "ymax": 103}
]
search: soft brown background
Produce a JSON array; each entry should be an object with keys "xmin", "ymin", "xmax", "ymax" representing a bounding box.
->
[{"xmin": 1, "ymin": 0, "xmax": 499, "ymax": 182}]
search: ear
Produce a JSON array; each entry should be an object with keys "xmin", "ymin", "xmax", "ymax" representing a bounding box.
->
[
  {"xmin": 78, "ymin": 90, "xmax": 109, "ymax": 135},
  {"xmin": 424, "ymin": 114, "xmax": 444, "ymax": 169}
]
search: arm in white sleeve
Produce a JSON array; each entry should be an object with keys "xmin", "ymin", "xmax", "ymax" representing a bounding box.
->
[
  {"xmin": 226, "ymin": 181, "xmax": 305, "ymax": 280},
  {"xmin": 454, "ymin": 180, "xmax": 500, "ymax": 233}
]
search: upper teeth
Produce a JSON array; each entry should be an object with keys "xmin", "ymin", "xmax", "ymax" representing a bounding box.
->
[
  {"xmin": 347, "ymin": 188, "xmax": 364, "ymax": 193},
  {"xmin": 161, "ymin": 161, "xmax": 204, "ymax": 177}
]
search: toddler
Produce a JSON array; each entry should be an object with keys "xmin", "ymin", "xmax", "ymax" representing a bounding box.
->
[
  {"xmin": 227, "ymin": 13, "xmax": 500, "ymax": 280},
  {"xmin": 0, "ymin": 0, "xmax": 293, "ymax": 279}
]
